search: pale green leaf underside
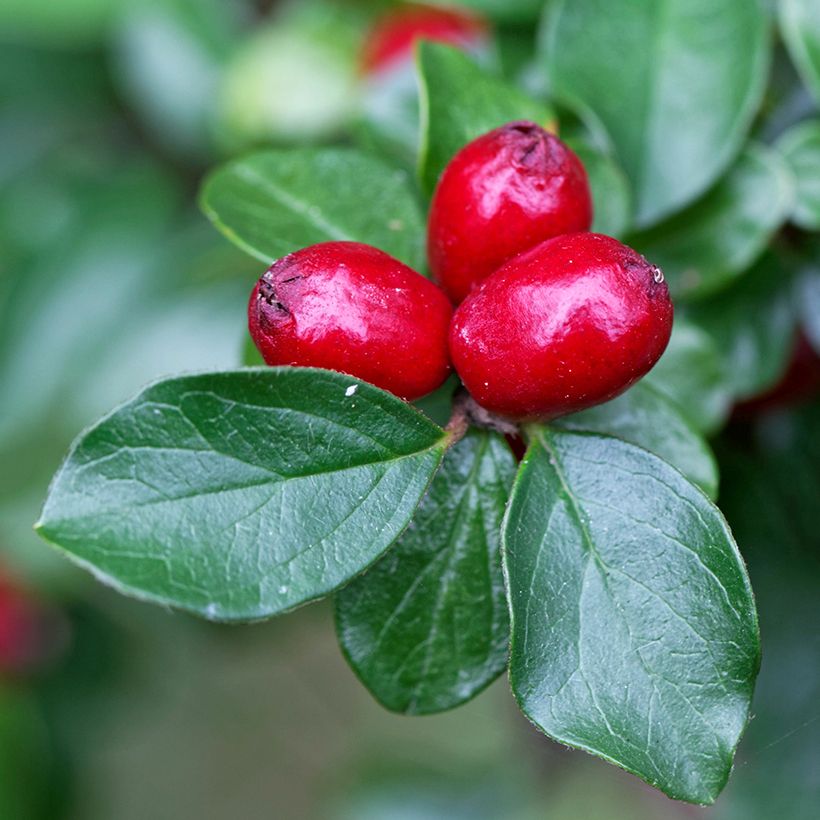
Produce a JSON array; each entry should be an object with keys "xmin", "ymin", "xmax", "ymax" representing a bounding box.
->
[
  {"xmin": 200, "ymin": 147, "xmax": 425, "ymax": 270},
  {"xmin": 335, "ymin": 430, "xmax": 515, "ymax": 714},
  {"xmin": 36, "ymin": 369, "xmax": 447, "ymax": 621},
  {"xmin": 503, "ymin": 429, "xmax": 759, "ymax": 804}
]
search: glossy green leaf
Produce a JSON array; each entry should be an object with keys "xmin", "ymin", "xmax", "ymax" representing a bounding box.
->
[
  {"xmin": 566, "ymin": 139, "xmax": 632, "ymax": 238},
  {"xmin": 688, "ymin": 254, "xmax": 798, "ymax": 399},
  {"xmin": 644, "ymin": 319, "xmax": 733, "ymax": 435},
  {"xmin": 629, "ymin": 145, "xmax": 794, "ymax": 301},
  {"xmin": 554, "ymin": 381, "xmax": 718, "ymax": 499},
  {"xmin": 36, "ymin": 369, "xmax": 448, "ymax": 621},
  {"xmin": 335, "ymin": 430, "xmax": 515, "ymax": 714},
  {"xmin": 777, "ymin": 119, "xmax": 820, "ymax": 230},
  {"xmin": 504, "ymin": 428, "xmax": 759, "ymax": 804},
  {"xmin": 780, "ymin": 0, "xmax": 820, "ymax": 104},
  {"xmin": 541, "ymin": 0, "xmax": 770, "ymax": 226},
  {"xmin": 200, "ymin": 147, "xmax": 425, "ymax": 270},
  {"xmin": 418, "ymin": 43, "xmax": 554, "ymax": 195}
]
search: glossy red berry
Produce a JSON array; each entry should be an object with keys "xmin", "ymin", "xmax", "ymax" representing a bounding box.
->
[
  {"xmin": 248, "ymin": 241, "xmax": 452, "ymax": 401},
  {"xmin": 428, "ymin": 121, "xmax": 593, "ymax": 303},
  {"xmin": 361, "ymin": 4, "xmax": 488, "ymax": 76},
  {"xmin": 449, "ymin": 233, "xmax": 673, "ymax": 420}
]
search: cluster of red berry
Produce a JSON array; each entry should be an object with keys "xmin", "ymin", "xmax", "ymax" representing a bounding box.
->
[{"xmin": 248, "ymin": 121, "xmax": 673, "ymax": 421}]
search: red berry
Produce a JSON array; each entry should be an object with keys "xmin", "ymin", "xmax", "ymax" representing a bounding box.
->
[
  {"xmin": 0, "ymin": 570, "xmax": 58, "ymax": 678},
  {"xmin": 428, "ymin": 121, "xmax": 593, "ymax": 304},
  {"xmin": 449, "ymin": 233, "xmax": 673, "ymax": 420},
  {"xmin": 361, "ymin": 4, "xmax": 488, "ymax": 76},
  {"xmin": 248, "ymin": 241, "xmax": 453, "ymax": 401}
]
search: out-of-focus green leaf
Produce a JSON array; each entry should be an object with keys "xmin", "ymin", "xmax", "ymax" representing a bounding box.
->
[
  {"xmin": 566, "ymin": 139, "xmax": 632, "ymax": 237},
  {"xmin": 799, "ymin": 261, "xmax": 820, "ymax": 354},
  {"xmin": 242, "ymin": 334, "xmax": 265, "ymax": 367},
  {"xmin": 755, "ymin": 45, "xmax": 818, "ymax": 144},
  {"xmin": 417, "ymin": 43, "xmax": 554, "ymax": 194},
  {"xmin": 555, "ymin": 381, "xmax": 718, "ymax": 499},
  {"xmin": 688, "ymin": 254, "xmax": 798, "ymax": 400},
  {"xmin": 629, "ymin": 145, "xmax": 793, "ymax": 301},
  {"xmin": 216, "ymin": 12, "xmax": 359, "ymax": 149},
  {"xmin": 200, "ymin": 148, "xmax": 426, "ymax": 270},
  {"xmin": 713, "ymin": 404, "xmax": 820, "ymax": 819},
  {"xmin": 0, "ymin": 688, "xmax": 53, "ymax": 819},
  {"xmin": 113, "ymin": 0, "xmax": 242, "ymax": 158},
  {"xmin": 780, "ymin": 0, "xmax": 820, "ymax": 104},
  {"xmin": 0, "ymin": 161, "xmax": 181, "ymax": 446},
  {"xmin": 0, "ymin": 0, "xmax": 124, "ymax": 46},
  {"xmin": 777, "ymin": 119, "xmax": 820, "ymax": 230},
  {"xmin": 431, "ymin": 0, "xmax": 543, "ymax": 24},
  {"xmin": 504, "ymin": 428, "xmax": 759, "ymax": 804},
  {"xmin": 644, "ymin": 319, "xmax": 733, "ymax": 435},
  {"xmin": 335, "ymin": 430, "xmax": 514, "ymax": 715},
  {"xmin": 541, "ymin": 0, "xmax": 770, "ymax": 227},
  {"xmin": 37, "ymin": 369, "xmax": 448, "ymax": 621}
]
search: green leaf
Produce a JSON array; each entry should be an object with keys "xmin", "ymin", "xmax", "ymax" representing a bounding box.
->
[
  {"xmin": 644, "ymin": 319, "xmax": 733, "ymax": 435},
  {"xmin": 780, "ymin": 0, "xmax": 820, "ymax": 104},
  {"xmin": 200, "ymin": 147, "xmax": 426, "ymax": 270},
  {"xmin": 554, "ymin": 381, "xmax": 718, "ymax": 499},
  {"xmin": 777, "ymin": 119, "xmax": 820, "ymax": 231},
  {"xmin": 504, "ymin": 428, "xmax": 759, "ymax": 804},
  {"xmin": 335, "ymin": 429, "xmax": 515, "ymax": 714},
  {"xmin": 687, "ymin": 253, "xmax": 798, "ymax": 400},
  {"xmin": 36, "ymin": 369, "xmax": 448, "ymax": 622},
  {"xmin": 412, "ymin": 376, "xmax": 458, "ymax": 428},
  {"xmin": 566, "ymin": 139, "xmax": 632, "ymax": 238},
  {"xmin": 216, "ymin": 9, "xmax": 360, "ymax": 150},
  {"xmin": 628, "ymin": 145, "xmax": 794, "ymax": 301},
  {"xmin": 418, "ymin": 43, "xmax": 555, "ymax": 195},
  {"xmin": 540, "ymin": 0, "xmax": 770, "ymax": 226}
]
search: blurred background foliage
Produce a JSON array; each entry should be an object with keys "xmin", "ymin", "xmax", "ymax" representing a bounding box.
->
[{"xmin": 0, "ymin": 0, "xmax": 818, "ymax": 817}]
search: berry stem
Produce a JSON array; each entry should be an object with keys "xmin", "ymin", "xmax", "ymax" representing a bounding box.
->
[{"xmin": 445, "ymin": 390, "xmax": 520, "ymax": 446}]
